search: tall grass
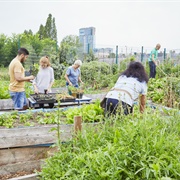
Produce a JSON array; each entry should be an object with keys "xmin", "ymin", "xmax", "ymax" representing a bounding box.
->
[{"xmin": 40, "ymin": 107, "xmax": 180, "ymax": 179}]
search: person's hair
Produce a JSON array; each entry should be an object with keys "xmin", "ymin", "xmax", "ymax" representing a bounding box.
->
[
  {"xmin": 39, "ymin": 56, "xmax": 51, "ymax": 67},
  {"xmin": 74, "ymin": 59, "xmax": 82, "ymax": 66},
  {"xmin": 18, "ymin": 48, "xmax": 29, "ymax": 56},
  {"xmin": 121, "ymin": 61, "xmax": 149, "ymax": 83},
  {"xmin": 156, "ymin": 43, "xmax": 161, "ymax": 49}
]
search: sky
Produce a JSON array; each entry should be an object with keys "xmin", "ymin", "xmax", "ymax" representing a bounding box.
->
[{"xmin": 0, "ymin": 0, "xmax": 180, "ymax": 52}]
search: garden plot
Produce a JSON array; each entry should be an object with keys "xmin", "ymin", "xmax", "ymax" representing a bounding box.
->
[{"xmin": 0, "ymin": 102, "xmax": 103, "ymax": 178}]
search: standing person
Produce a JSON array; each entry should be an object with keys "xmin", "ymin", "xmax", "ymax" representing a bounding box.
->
[
  {"xmin": 32, "ymin": 56, "xmax": 54, "ymax": 108},
  {"xmin": 8, "ymin": 48, "xmax": 34, "ymax": 110},
  {"xmin": 103, "ymin": 61, "xmax": 149, "ymax": 116},
  {"xmin": 148, "ymin": 43, "xmax": 161, "ymax": 78},
  {"xmin": 64, "ymin": 59, "xmax": 83, "ymax": 88}
]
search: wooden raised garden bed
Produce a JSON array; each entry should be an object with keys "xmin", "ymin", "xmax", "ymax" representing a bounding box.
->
[{"xmin": 0, "ymin": 116, "xmax": 99, "ymax": 179}]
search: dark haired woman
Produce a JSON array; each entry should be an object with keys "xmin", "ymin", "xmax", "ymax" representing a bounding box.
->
[{"xmin": 104, "ymin": 61, "xmax": 149, "ymax": 115}]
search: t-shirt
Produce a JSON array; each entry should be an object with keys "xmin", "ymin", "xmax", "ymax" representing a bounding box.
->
[
  {"xmin": 148, "ymin": 48, "xmax": 158, "ymax": 62},
  {"xmin": 66, "ymin": 66, "xmax": 81, "ymax": 86},
  {"xmin": 8, "ymin": 58, "xmax": 25, "ymax": 92},
  {"xmin": 33, "ymin": 66, "xmax": 54, "ymax": 93},
  {"xmin": 105, "ymin": 75, "xmax": 147, "ymax": 106}
]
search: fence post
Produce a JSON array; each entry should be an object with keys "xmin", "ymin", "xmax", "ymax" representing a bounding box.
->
[
  {"xmin": 116, "ymin": 45, "xmax": 118, "ymax": 64},
  {"xmin": 88, "ymin": 43, "xmax": 90, "ymax": 54},
  {"xmin": 164, "ymin": 48, "xmax": 166, "ymax": 60},
  {"xmin": 74, "ymin": 116, "xmax": 82, "ymax": 133},
  {"xmin": 141, "ymin": 46, "xmax": 143, "ymax": 62}
]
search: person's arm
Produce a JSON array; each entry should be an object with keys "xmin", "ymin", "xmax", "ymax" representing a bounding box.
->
[
  {"xmin": 139, "ymin": 94, "xmax": 146, "ymax": 113},
  {"xmin": 47, "ymin": 81, "xmax": 54, "ymax": 93},
  {"xmin": 64, "ymin": 73, "xmax": 72, "ymax": 86},
  {"xmin": 14, "ymin": 72, "xmax": 34, "ymax": 82},
  {"xmin": 78, "ymin": 76, "xmax": 83, "ymax": 84},
  {"xmin": 152, "ymin": 54, "xmax": 157, "ymax": 66},
  {"xmin": 47, "ymin": 68, "xmax": 54, "ymax": 93},
  {"xmin": 33, "ymin": 83, "xmax": 39, "ymax": 94}
]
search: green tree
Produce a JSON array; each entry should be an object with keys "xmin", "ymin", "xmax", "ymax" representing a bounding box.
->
[
  {"xmin": 0, "ymin": 34, "xmax": 7, "ymax": 67},
  {"xmin": 83, "ymin": 49, "xmax": 98, "ymax": 62},
  {"xmin": 23, "ymin": 29, "xmax": 33, "ymax": 35},
  {"xmin": 4, "ymin": 34, "xmax": 19, "ymax": 67},
  {"xmin": 37, "ymin": 24, "xmax": 45, "ymax": 40},
  {"xmin": 108, "ymin": 53, "xmax": 115, "ymax": 58},
  {"xmin": 52, "ymin": 18, "xmax": 57, "ymax": 41},
  {"xmin": 59, "ymin": 35, "xmax": 82, "ymax": 65},
  {"xmin": 42, "ymin": 14, "xmax": 57, "ymax": 41}
]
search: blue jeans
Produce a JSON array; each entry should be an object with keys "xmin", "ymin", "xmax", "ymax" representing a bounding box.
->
[{"xmin": 9, "ymin": 91, "xmax": 27, "ymax": 110}]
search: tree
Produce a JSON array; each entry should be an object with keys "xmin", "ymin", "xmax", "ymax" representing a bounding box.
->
[
  {"xmin": 108, "ymin": 53, "xmax": 115, "ymax": 58},
  {"xmin": 52, "ymin": 18, "xmax": 57, "ymax": 41},
  {"xmin": 38, "ymin": 14, "xmax": 58, "ymax": 41},
  {"xmin": 37, "ymin": 24, "xmax": 45, "ymax": 40},
  {"xmin": 0, "ymin": 34, "xmax": 19, "ymax": 67},
  {"xmin": 0, "ymin": 34, "xmax": 7, "ymax": 66},
  {"xmin": 83, "ymin": 49, "xmax": 98, "ymax": 62},
  {"xmin": 59, "ymin": 35, "xmax": 82, "ymax": 65},
  {"xmin": 23, "ymin": 29, "xmax": 33, "ymax": 35}
]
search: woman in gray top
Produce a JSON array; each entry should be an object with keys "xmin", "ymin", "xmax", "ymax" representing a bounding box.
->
[{"xmin": 33, "ymin": 56, "xmax": 54, "ymax": 108}]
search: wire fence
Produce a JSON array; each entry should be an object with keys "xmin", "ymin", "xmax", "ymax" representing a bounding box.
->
[
  {"xmin": 95, "ymin": 45, "xmax": 180, "ymax": 66},
  {"xmin": 21, "ymin": 43, "xmax": 180, "ymax": 69}
]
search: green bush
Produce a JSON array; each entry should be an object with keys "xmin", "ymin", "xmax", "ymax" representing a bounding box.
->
[{"xmin": 80, "ymin": 61, "xmax": 114, "ymax": 89}]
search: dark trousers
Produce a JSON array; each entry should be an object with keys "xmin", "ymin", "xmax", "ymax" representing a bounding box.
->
[
  {"xmin": 105, "ymin": 98, "xmax": 133, "ymax": 116},
  {"xmin": 149, "ymin": 61, "xmax": 156, "ymax": 78}
]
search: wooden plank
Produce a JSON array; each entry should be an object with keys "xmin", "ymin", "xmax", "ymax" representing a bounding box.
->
[
  {"xmin": 0, "ymin": 124, "xmax": 73, "ymax": 149},
  {"xmin": 0, "ymin": 159, "xmax": 43, "ymax": 176},
  {"xmin": 0, "ymin": 147, "xmax": 57, "ymax": 166},
  {"xmin": 0, "ymin": 124, "xmax": 73, "ymax": 137},
  {"xmin": 0, "ymin": 123, "xmax": 101, "ymax": 149},
  {"xmin": 0, "ymin": 99, "xmax": 14, "ymax": 110}
]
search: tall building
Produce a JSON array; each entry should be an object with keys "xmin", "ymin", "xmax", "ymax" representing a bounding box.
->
[{"xmin": 79, "ymin": 27, "xmax": 96, "ymax": 54}]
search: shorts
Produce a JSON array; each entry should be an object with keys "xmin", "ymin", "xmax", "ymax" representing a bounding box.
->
[{"xmin": 9, "ymin": 91, "xmax": 27, "ymax": 110}]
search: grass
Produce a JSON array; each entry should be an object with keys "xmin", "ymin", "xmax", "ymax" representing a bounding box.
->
[{"xmin": 39, "ymin": 106, "xmax": 180, "ymax": 179}]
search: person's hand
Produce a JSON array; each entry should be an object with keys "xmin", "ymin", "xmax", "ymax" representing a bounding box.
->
[
  {"xmin": 29, "ymin": 75, "xmax": 35, "ymax": 80},
  {"xmin": 34, "ymin": 87, "xmax": 39, "ymax": 94},
  {"xmin": 47, "ymin": 88, "xmax": 51, "ymax": 94},
  {"xmin": 69, "ymin": 82, "xmax": 73, "ymax": 86},
  {"xmin": 81, "ymin": 81, "xmax": 84, "ymax": 84}
]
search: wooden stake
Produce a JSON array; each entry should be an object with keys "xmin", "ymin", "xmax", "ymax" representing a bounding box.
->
[{"xmin": 74, "ymin": 116, "xmax": 82, "ymax": 133}]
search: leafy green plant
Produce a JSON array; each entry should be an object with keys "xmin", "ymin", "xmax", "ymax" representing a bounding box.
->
[
  {"xmin": 148, "ymin": 77, "xmax": 180, "ymax": 108},
  {"xmin": 0, "ymin": 81, "xmax": 10, "ymax": 99},
  {"xmin": 31, "ymin": 63, "xmax": 39, "ymax": 76},
  {"xmin": 63, "ymin": 100, "xmax": 104, "ymax": 124}
]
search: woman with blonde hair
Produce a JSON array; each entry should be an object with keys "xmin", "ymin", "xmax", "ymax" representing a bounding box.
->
[{"xmin": 33, "ymin": 56, "xmax": 54, "ymax": 108}]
